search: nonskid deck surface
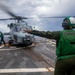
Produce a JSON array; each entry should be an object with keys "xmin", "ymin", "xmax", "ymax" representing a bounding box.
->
[{"xmin": 0, "ymin": 37, "xmax": 56, "ymax": 75}]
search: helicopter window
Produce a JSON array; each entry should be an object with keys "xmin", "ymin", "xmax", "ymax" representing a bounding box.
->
[
  {"xmin": 14, "ymin": 26, "xmax": 21, "ymax": 32},
  {"xmin": 10, "ymin": 23, "xmax": 14, "ymax": 27},
  {"xmin": 27, "ymin": 26, "xmax": 32, "ymax": 30},
  {"xmin": 21, "ymin": 25, "xmax": 27, "ymax": 30},
  {"xmin": 21, "ymin": 24, "xmax": 32, "ymax": 31}
]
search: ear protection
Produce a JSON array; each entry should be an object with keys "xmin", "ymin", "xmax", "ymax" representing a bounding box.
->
[{"xmin": 62, "ymin": 22, "xmax": 69, "ymax": 28}]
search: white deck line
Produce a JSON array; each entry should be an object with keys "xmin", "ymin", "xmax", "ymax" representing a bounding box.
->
[
  {"xmin": 0, "ymin": 48, "xmax": 22, "ymax": 51},
  {"xmin": 0, "ymin": 67, "xmax": 54, "ymax": 73}
]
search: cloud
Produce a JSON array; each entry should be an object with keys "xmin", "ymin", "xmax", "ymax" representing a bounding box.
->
[
  {"xmin": 0, "ymin": 23, "xmax": 10, "ymax": 32},
  {"xmin": 0, "ymin": 0, "xmax": 75, "ymax": 32},
  {"xmin": 31, "ymin": 0, "xmax": 75, "ymax": 16}
]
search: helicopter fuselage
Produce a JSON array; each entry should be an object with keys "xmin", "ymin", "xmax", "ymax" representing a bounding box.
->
[{"xmin": 8, "ymin": 22, "xmax": 35, "ymax": 46}]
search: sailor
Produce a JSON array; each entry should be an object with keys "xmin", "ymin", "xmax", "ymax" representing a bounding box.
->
[
  {"xmin": 0, "ymin": 31, "xmax": 6, "ymax": 45},
  {"xmin": 25, "ymin": 17, "xmax": 75, "ymax": 75}
]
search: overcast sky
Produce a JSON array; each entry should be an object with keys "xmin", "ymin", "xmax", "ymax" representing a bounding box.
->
[{"xmin": 0, "ymin": 0, "xmax": 75, "ymax": 33}]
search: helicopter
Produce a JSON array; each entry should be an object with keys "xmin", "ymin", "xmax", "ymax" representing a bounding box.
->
[
  {"xmin": 0, "ymin": 5, "xmax": 35, "ymax": 46},
  {"xmin": 0, "ymin": 19, "xmax": 35, "ymax": 46},
  {"xmin": 7, "ymin": 19, "xmax": 35, "ymax": 46}
]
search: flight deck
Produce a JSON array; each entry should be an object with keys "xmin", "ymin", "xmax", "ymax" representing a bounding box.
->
[{"xmin": 0, "ymin": 36, "xmax": 56, "ymax": 75}]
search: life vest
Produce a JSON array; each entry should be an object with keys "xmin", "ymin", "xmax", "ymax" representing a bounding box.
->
[{"xmin": 56, "ymin": 30, "xmax": 75, "ymax": 60}]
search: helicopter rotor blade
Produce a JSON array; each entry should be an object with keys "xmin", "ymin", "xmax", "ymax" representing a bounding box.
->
[
  {"xmin": 41, "ymin": 16, "xmax": 75, "ymax": 18},
  {"xmin": 24, "ymin": 16, "xmax": 75, "ymax": 19},
  {"xmin": 0, "ymin": 4, "xmax": 17, "ymax": 18},
  {"xmin": 0, "ymin": 18, "xmax": 16, "ymax": 21},
  {"xmin": 21, "ymin": 20, "xmax": 28, "ymax": 25},
  {"xmin": 0, "ymin": 3, "xmax": 75, "ymax": 20}
]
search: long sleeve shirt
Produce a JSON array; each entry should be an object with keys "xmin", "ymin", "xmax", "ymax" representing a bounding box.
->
[
  {"xmin": 29, "ymin": 30, "xmax": 75, "ymax": 60},
  {"xmin": 29, "ymin": 30, "xmax": 60, "ymax": 47}
]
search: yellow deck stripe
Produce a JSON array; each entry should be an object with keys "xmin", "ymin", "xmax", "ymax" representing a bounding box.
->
[{"xmin": 0, "ymin": 45, "xmax": 4, "ymax": 48}]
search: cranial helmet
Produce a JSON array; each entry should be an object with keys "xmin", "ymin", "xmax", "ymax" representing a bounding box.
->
[{"xmin": 62, "ymin": 17, "xmax": 75, "ymax": 28}]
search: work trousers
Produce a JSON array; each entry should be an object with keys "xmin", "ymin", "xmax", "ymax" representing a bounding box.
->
[
  {"xmin": 0, "ymin": 37, "xmax": 5, "ymax": 45},
  {"xmin": 54, "ymin": 57, "xmax": 75, "ymax": 75}
]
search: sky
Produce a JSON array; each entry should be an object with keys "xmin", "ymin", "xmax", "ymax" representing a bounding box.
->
[{"xmin": 0, "ymin": 0, "xmax": 75, "ymax": 33}]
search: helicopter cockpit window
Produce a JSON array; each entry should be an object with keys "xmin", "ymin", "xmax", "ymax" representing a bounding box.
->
[
  {"xmin": 14, "ymin": 25, "xmax": 21, "ymax": 32},
  {"xmin": 27, "ymin": 26, "xmax": 32, "ymax": 30},
  {"xmin": 21, "ymin": 23, "xmax": 32, "ymax": 31}
]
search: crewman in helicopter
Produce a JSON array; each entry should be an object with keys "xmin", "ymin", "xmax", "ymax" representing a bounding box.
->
[
  {"xmin": 25, "ymin": 17, "xmax": 75, "ymax": 75},
  {"xmin": 0, "ymin": 31, "xmax": 6, "ymax": 45}
]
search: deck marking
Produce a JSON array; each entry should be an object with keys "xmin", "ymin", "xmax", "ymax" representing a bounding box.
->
[
  {"xmin": 0, "ymin": 48, "xmax": 22, "ymax": 51},
  {"xmin": 0, "ymin": 45, "xmax": 4, "ymax": 48},
  {"xmin": 0, "ymin": 67, "xmax": 54, "ymax": 73},
  {"xmin": 43, "ymin": 44, "xmax": 55, "ymax": 54}
]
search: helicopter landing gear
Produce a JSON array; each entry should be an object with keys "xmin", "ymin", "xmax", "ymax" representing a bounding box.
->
[
  {"xmin": 22, "ymin": 38, "xmax": 32, "ymax": 46},
  {"xmin": 8, "ymin": 40, "xmax": 13, "ymax": 46}
]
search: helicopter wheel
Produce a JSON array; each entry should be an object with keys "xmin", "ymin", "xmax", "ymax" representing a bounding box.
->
[
  {"xmin": 25, "ymin": 41, "xmax": 32, "ymax": 46},
  {"xmin": 8, "ymin": 40, "xmax": 13, "ymax": 45},
  {"xmin": 28, "ymin": 42, "xmax": 32, "ymax": 45}
]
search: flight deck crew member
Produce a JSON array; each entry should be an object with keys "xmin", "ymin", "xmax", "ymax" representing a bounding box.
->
[
  {"xmin": 0, "ymin": 31, "xmax": 6, "ymax": 45},
  {"xmin": 24, "ymin": 17, "xmax": 75, "ymax": 75}
]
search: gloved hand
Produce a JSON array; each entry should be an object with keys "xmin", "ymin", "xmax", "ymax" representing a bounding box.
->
[{"xmin": 23, "ymin": 30, "xmax": 32, "ymax": 33}]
